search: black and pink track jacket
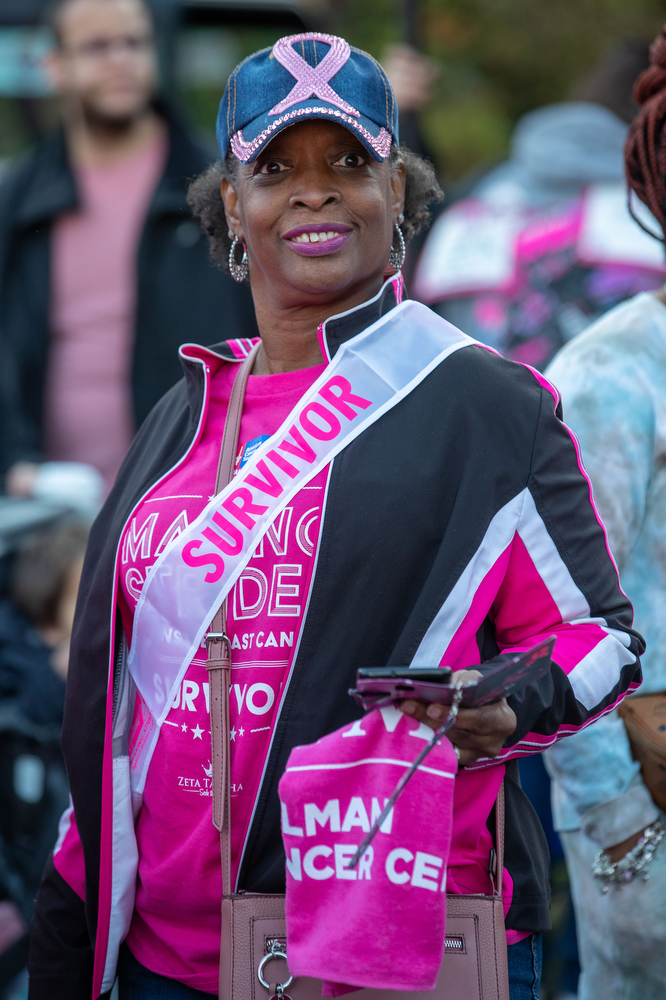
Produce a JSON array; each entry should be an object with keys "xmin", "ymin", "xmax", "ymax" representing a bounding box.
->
[{"xmin": 28, "ymin": 280, "xmax": 643, "ymax": 999}]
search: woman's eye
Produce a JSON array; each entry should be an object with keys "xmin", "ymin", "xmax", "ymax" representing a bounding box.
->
[
  {"xmin": 258, "ymin": 161, "xmax": 287, "ymax": 175},
  {"xmin": 334, "ymin": 152, "xmax": 367, "ymax": 168}
]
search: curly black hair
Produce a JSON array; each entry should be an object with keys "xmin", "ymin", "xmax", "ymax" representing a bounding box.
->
[{"xmin": 187, "ymin": 144, "xmax": 443, "ymax": 272}]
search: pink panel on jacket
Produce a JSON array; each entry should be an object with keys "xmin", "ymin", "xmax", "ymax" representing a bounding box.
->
[{"xmin": 53, "ymin": 806, "xmax": 86, "ymax": 900}]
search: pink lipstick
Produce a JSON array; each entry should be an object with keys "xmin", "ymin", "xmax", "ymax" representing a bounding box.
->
[{"xmin": 282, "ymin": 222, "xmax": 353, "ymax": 257}]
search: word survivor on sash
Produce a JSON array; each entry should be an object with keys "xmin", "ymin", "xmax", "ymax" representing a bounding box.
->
[{"xmin": 127, "ymin": 300, "xmax": 475, "ymax": 790}]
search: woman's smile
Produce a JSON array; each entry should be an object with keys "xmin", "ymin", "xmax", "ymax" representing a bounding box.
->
[{"xmin": 282, "ymin": 222, "xmax": 353, "ymax": 256}]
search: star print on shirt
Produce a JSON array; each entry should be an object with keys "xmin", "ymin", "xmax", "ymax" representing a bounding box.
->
[
  {"xmin": 230, "ymin": 726, "xmax": 237, "ymax": 742},
  {"xmin": 181, "ymin": 724, "xmax": 188, "ymax": 733},
  {"xmin": 192, "ymin": 724, "xmax": 204, "ymax": 740},
  {"xmin": 238, "ymin": 727, "xmax": 245, "ymax": 737}
]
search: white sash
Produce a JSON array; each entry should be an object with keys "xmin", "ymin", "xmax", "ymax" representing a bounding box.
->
[{"xmin": 127, "ymin": 300, "xmax": 475, "ymax": 790}]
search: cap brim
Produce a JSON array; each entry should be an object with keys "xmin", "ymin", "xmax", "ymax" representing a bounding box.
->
[{"xmin": 229, "ymin": 101, "xmax": 393, "ymax": 163}]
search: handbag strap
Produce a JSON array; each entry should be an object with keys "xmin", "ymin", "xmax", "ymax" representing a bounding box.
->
[
  {"xmin": 206, "ymin": 343, "xmax": 260, "ymax": 896},
  {"xmin": 493, "ymin": 781, "xmax": 505, "ymax": 896}
]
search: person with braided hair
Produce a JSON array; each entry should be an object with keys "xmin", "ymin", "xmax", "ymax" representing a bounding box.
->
[
  {"xmin": 625, "ymin": 28, "xmax": 666, "ymax": 237},
  {"xmin": 543, "ymin": 25, "xmax": 666, "ymax": 1000}
]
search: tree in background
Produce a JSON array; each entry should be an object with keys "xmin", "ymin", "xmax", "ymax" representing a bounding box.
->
[{"xmin": 338, "ymin": 0, "xmax": 665, "ymax": 179}]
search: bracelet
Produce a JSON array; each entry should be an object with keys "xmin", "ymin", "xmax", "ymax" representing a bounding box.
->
[{"xmin": 592, "ymin": 818, "xmax": 665, "ymax": 893}]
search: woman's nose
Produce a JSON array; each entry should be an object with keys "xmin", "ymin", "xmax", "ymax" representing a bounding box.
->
[{"xmin": 289, "ymin": 184, "xmax": 341, "ymax": 211}]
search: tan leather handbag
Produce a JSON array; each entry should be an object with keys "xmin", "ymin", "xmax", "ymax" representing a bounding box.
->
[
  {"xmin": 619, "ymin": 693, "xmax": 666, "ymax": 812},
  {"xmin": 206, "ymin": 345, "xmax": 510, "ymax": 1000}
]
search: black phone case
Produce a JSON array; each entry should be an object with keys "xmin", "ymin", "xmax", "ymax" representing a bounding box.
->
[
  {"xmin": 357, "ymin": 667, "xmax": 453, "ymax": 684},
  {"xmin": 349, "ymin": 636, "xmax": 556, "ymax": 710}
]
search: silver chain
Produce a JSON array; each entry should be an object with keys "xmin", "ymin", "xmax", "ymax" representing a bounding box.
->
[{"xmin": 591, "ymin": 818, "xmax": 665, "ymax": 893}]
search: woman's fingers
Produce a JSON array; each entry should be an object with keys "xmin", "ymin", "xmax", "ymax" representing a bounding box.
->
[
  {"xmin": 398, "ymin": 667, "xmax": 481, "ymax": 731},
  {"xmin": 448, "ymin": 700, "xmax": 517, "ymax": 762},
  {"xmin": 399, "ymin": 699, "xmax": 430, "ymax": 722},
  {"xmin": 398, "ymin": 684, "xmax": 517, "ymax": 765},
  {"xmin": 450, "ymin": 668, "xmax": 483, "ymax": 685}
]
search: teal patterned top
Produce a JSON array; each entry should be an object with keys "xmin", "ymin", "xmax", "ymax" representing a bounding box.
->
[{"xmin": 545, "ymin": 292, "xmax": 666, "ymax": 842}]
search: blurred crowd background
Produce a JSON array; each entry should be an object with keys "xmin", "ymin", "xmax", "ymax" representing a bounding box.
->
[
  {"xmin": 1, "ymin": 1, "xmax": 666, "ymax": 999},
  {"xmin": 3, "ymin": 0, "xmax": 665, "ymax": 183}
]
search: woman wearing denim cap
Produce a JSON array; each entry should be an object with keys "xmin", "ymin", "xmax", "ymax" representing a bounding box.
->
[{"xmin": 28, "ymin": 33, "xmax": 642, "ymax": 1000}]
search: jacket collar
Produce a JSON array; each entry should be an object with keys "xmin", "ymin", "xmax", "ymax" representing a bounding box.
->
[
  {"xmin": 13, "ymin": 130, "xmax": 76, "ymax": 229},
  {"xmin": 11, "ymin": 100, "xmax": 210, "ymax": 230},
  {"xmin": 149, "ymin": 104, "xmax": 217, "ymax": 217},
  {"xmin": 319, "ymin": 272, "xmax": 404, "ymax": 359}
]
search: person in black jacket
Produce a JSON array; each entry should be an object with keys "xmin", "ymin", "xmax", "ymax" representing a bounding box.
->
[{"xmin": 0, "ymin": 0, "xmax": 256, "ymax": 500}]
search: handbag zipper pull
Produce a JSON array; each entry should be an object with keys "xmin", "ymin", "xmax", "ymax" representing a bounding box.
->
[{"xmin": 269, "ymin": 985, "xmax": 293, "ymax": 1000}]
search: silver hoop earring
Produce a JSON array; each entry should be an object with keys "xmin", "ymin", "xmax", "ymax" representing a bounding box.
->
[
  {"xmin": 229, "ymin": 236, "xmax": 249, "ymax": 282},
  {"xmin": 388, "ymin": 222, "xmax": 406, "ymax": 270}
]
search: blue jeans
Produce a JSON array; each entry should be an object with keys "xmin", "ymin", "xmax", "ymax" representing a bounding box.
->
[
  {"xmin": 117, "ymin": 936, "xmax": 542, "ymax": 999},
  {"xmin": 117, "ymin": 945, "xmax": 216, "ymax": 999},
  {"xmin": 507, "ymin": 934, "xmax": 542, "ymax": 1000}
]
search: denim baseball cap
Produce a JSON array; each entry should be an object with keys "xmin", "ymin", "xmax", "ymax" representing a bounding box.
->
[{"xmin": 216, "ymin": 32, "xmax": 399, "ymax": 164}]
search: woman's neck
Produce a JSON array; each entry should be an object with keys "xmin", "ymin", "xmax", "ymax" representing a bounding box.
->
[{"xmin": 250, "ymin": 274, "xmax": 386, "ymax": 375}]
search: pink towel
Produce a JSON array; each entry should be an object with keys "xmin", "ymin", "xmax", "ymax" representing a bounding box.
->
[{"xmin": 278, "ymin": 705, "xmax": 458, "ymax": 993}]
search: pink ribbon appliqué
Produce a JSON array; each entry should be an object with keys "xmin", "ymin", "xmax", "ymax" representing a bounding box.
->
[{"xmin": 269, "ymin": 33, "xmax": 360, "ymax": 118}]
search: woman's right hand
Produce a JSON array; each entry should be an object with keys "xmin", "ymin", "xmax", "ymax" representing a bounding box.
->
[{"xmin": 399, "ymin": 669, "xmax": 517, "ymax": 766}]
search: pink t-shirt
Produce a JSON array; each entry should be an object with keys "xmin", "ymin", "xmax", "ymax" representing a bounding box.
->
[
  {"xmin": 45, "ymin": 132, "xmax": 167, "ymax": 495},
  {"xmin": 120, "ymin": 348, "xmax": 327, "ymax": 991}
]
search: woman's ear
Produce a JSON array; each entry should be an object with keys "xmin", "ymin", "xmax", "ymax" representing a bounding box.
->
[
  {"xmin": 220, "ymin": 177, "xmax": 241, "ymax": 237},
  {"xmin": 390, "ymin": 158, "xmax": 407, "ymax": 219}
]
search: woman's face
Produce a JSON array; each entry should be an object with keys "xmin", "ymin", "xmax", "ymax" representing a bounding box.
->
[{"xmin": 221, "ymin": 120, "xmax": 405, "ymax": 308}]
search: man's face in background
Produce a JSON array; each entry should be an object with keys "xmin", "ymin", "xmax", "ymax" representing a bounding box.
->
[{"xmin": 45, "ymin": 0, "xmax": 158, "ymax": 128}]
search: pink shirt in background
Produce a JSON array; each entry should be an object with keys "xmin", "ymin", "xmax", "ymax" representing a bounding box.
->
[
  {"xmin": 120, "ymin": 350, "xmax": 328, "ymax": 991},
  {"xmin": 44, "ymin": 132, "xmax": 167, "ymax": 495}
]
